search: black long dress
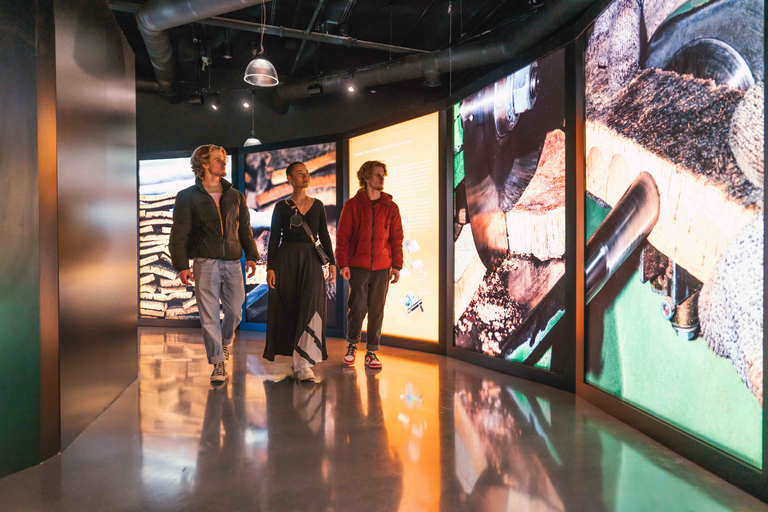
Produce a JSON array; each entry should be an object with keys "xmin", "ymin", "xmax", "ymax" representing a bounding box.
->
[{"xmin": 264, "ymin": 199, "xmax": 335, "ymax": 369}]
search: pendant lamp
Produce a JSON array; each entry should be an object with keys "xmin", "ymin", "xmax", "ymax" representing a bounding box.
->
[
  {"xmin": 244, "ymin": 2, "xmax": 278, "ymax": 87},
  {"xmin": 243, "ymin": 91, "xmax": 261, "ymax": 147}
]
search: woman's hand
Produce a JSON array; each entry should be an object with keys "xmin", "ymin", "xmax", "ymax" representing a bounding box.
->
[
  {"xmin": 267, "ymin": 270, "xmax": 276, "ymax": 289},
  {"xmin": 326, "ymin": 265, "xmax": 336, "ymax": 284}
]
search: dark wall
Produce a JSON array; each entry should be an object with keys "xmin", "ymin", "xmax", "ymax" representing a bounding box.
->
[
  {"xmin": 55, "ymin": 0, "xmax": 138, "ymax": 449},
  {"xmin": 0, "ymin": 0, "xmax": 42, "ymax": 477},
  {"xmin": 137, "ymin": 75, "xmax": 447, "ymax": 154}
]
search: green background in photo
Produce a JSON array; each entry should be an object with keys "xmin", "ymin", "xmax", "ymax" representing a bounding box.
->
[{"xmin": 585, "ymin": 197, "xmax": 763, "ymax": 468}]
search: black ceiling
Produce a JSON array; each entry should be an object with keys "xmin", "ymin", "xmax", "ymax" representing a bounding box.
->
[{"xmin": 111, "ymin": 0, "xmax": 545, "ymax": 102}]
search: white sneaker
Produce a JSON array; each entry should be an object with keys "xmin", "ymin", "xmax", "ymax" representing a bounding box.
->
[
  {"xmin": 297, "ymin": 367, "xmax": 315, "ymax": 381},
  {"xmin": 210, "ymin": 362, "xmax": 226, "ymax": 383},
  {"xmin": 342, "ymin": 344, "xmax": 357, "ymax": 365}
]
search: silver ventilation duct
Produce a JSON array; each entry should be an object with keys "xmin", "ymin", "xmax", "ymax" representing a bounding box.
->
[
  {"xmin": 135, "ymin": 0, "xmax": 270, "ymax": 93},
  {"xmin": 277, "ymin": 0, "xmax": 594, "ymax": 101}
]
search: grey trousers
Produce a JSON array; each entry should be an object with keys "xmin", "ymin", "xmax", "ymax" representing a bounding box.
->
[
  {"xmin": 193, "ymin": 258, "xmax": 245, "ymax": 364},
  {"xmin": 347, "ymin": 267, "xmax": 390, "ymax": 352}
]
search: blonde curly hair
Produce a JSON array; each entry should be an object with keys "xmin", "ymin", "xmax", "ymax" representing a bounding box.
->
[
  {"xmin": 357, "ymin": 160, "xmax": 387, "ymax": 189},
  {"xmin": 191, "ymin": 144, "xmax": 226, "ymax": 179}
]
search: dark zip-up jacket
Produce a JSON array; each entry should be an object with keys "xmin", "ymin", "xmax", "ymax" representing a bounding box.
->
[
  {"xmin": 335, "ymin": 189, "xmax": 403, "ymax": 272},
  {"xmin": 169, "ymin": 177, "xmax": 259, "ymax": 271}
]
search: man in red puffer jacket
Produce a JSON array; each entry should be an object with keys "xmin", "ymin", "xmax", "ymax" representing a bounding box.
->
[{"xmin": 336, "ymin": 160, "xmax": 404, "ymax": 370}]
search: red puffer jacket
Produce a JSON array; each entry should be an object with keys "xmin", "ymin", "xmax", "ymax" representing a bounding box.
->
[{"xmin": 335, "ymin": 189, "xmax": 404, "ymax": 271}]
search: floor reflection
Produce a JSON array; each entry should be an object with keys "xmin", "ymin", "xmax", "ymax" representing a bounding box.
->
[
  {"xmin": 452, "ymin": 373, "xmax": 565, "ymax": 511},
  {"xmin": 0, "ymin": 327, "xmax": 764, "ymax": 511},
  {"xmin": 138, "ymin": 329, "xmax": 442, "ymax": 511}
]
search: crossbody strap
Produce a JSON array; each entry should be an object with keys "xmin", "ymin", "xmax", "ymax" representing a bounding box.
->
[{"xmin": 286, "ymin": 199, "xmax": 321, "ymax": 246}]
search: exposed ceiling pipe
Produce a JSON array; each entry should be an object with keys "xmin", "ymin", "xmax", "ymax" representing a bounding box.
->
[
  {"xmin": 133, "ymin": 0, "xmax": 271, "ymax": 93},
  {"xmin": 109, "ymin": 2, "xmax": 423, "ymax": 56},
  {"xmin": 277, "ymin": 0, "xmax": 594, "ymax": 101}
]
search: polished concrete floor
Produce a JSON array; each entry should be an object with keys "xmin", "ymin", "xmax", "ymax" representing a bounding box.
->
[{"xmin": 1, "ymin": 327, "xmax": 765, "ymax": 512}]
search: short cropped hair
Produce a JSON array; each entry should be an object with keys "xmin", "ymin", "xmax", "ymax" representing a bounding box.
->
[
  {"xmin": 285, "ymin": 161, "xmax": 305, "ymax": 179},
  {"xmin": 357, "ymin": 160, "xmax": 387, "ymax": 189},
  {"xmin": 191, "ymin": 144, "xmax": 226, "ymax": 179}
]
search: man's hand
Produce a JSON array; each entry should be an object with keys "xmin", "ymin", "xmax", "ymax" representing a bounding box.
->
[
  {"xmin": 267, "ymin": 270, "xmax": 276, "ymax": 289},
  {"xmin": 179, "ymin": 269, "xmax": 194, "ymax": 286},
  {"xmin": 390, "ymin": 268, "xmax": 400, "ymax": 284},
  {"xmin": 325, "ymin": 265, "xmax": 337, "ymax": 284},
  {"xmin": 340, "ymin": 266, "xmax": 351, "ymax": 280},
  {"xmin": 246, "ymin": 260, "xmax": 257, "ymax": 279}
]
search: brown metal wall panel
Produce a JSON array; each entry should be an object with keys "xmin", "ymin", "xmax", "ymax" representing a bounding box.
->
[{"xmin": 54, "ymin": 0, "xmax": 138, "ymax": 449}]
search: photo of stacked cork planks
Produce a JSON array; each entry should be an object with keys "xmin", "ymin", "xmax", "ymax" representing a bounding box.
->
[
  {"xmin": 139, "ymin": 192, "xmax": 199, "ymax": 320},
  {"xmin": 243, "ymin": 143, "xmax": 338, "ymax": 324}
]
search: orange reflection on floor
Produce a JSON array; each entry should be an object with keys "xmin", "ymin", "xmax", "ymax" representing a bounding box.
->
[{"xmin": 350, "ymin": 355, "xmax": 441, "ymax": 511}]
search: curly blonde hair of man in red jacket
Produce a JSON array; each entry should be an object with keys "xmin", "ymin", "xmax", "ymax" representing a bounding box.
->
[{"xmin": 356, "ymin": 160, "xmax": 387, "ymax": 189}]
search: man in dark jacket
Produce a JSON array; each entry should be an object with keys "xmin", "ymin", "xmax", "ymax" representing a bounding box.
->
[
  {"xmin": 335, "ymin": 160, "xmax": 404, "ymax": 369},
  {"xmin": 170, "ymin": 144, "xmax": 259, "ymax": 383}
]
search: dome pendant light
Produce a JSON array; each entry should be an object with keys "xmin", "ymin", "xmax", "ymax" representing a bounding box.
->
[
  {"xmin": 244, "ymin": 91, "xmax": 261, "ymax": 147},
  {"xmin": 244, "ymin": 2, "xmax": 278, "ymax": 87},
  {"xmin": 244, "ymin": 56, "xmax": 279, "ymax": 87}
]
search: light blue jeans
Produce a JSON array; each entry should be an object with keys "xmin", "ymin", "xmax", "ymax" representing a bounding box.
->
[{"xmin": 193, "ymin": 258, "xmax": 245, "ymax": 364}]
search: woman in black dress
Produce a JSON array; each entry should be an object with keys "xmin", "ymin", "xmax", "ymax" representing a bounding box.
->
[{"xmin": 264, "ymin": 161, "xmax": 336, "ymax": 381}]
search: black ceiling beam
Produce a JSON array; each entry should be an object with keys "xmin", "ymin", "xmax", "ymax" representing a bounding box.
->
[
  {"xmin": 339, "ymin": 0, "xmax": 357, "ymax": 25},
  {"xmin": 398, "ymin": 0, "xmax": 438, "ymax": 47},
  {"xmin": 470, "ymin": 0, "xmax": 513, "ymax": 37},
  {"xmin": 290, "ymin": 0, "xmax": 328, "ymax": 76},
  {"xmin": 463, "ymin": 0, "xmax": 493, "ymax": 31}
]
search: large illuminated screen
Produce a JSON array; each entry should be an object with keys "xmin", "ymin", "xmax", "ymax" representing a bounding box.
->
[
  {"xmin": 348, "ymin": 113, "xmax": 440, "ymax": 343},
  {"xmin": 453, "ymin": 49, "xmax": 566, "ymax": 371},
  {"xmin": 243, "ymin": 143, "xmax": 338, "ymax": 326},
  {"xmin": 585, "ymin": 0, "xmax": 763, "ymax": 466},
  {"xmin": 138, "ymin": 156, "xmax": 232, "ymax": 320}
]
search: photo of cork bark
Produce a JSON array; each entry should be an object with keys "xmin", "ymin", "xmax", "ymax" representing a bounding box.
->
[
  {"xmin": 138, "ymin": 157, "xmax": 233, "ymax": 320},
  {"xmin": 453, "ymin": 49, "xmax": 567, "ymax": 372},
  {"xmin": 584, "ymin": 0, "xmax": 764, "ymax": 467},
  {"xmin": 243, "ymin": 143, "xmax": 338, "ymax": 325}
]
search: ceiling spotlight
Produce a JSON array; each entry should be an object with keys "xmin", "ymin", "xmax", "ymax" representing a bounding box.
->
[
  {"xmin": 243, "ymin": 101, "xmax": 250, "ymax": 108},
  {"xmin": 370, "ymin": 88, "xmax": 378, "ymax": 94},
  {"xmin": 211, "ymin": 102, "xmax": 219, "ymax": 110},
  {"xmin": 347, "ymin": 85, "xmax": 355, "ymax": 93}
]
